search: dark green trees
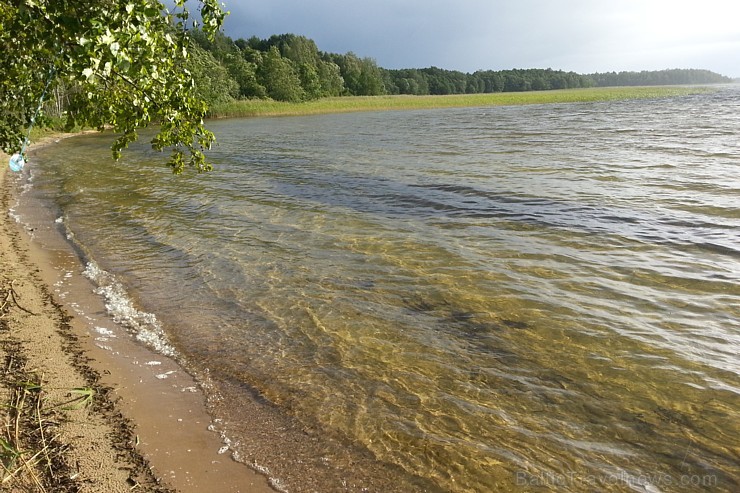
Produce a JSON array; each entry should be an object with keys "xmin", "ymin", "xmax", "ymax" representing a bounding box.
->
[
  {"xmin": 258, "ymin": 46, "xmax": 305, "ymax": 102},
  {"xmin": 187, "ymin": 44, "xmax": 240, "ymax": 105},
  {"xmin": 383, "ymin": 68, "xmax": 594, "ymax": 95},
  {"xmin": 187, "ymin": 30, "xmax": 731, "ymax": 106},
  {"xmin": 589, "ymin": 69, "xmax": 732, "ymax": 86},
  {"xmin": 190, "ymin": 32, "xmax": 384, "ymax": 102},
  {"xmin": 330, "ymin": 53, "xmax": 385, "ymax": 96}
]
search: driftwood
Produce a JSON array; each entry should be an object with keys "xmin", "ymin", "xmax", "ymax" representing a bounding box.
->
[{"xmin": 0, "ymin": 279, "xmax": 39, "ymax": 317}]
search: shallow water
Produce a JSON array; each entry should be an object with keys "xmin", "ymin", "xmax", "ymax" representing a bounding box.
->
[{"xmin": 17, "ymin": 87, "xmax": 740, "ymax": 491}]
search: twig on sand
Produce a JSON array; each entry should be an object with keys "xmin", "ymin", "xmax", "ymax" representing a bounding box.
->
[{"xmin": 0, "ymin": 279, "xmax": 40, "ymax": 317}]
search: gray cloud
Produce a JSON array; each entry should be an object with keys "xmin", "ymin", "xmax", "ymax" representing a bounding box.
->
[{"xmin": 220, "ymin": 0, "xmax": 740, "ymax": 76}]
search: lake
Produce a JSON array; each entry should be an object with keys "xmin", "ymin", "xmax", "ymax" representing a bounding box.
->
[{"xmin": 16, "ymin": 86, "xmax": 740, "ymax": 492}]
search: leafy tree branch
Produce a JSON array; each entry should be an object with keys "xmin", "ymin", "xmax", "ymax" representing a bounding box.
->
[{"xmin": 0, "ymin": 0, "xmax": 227, "ymax": 173}]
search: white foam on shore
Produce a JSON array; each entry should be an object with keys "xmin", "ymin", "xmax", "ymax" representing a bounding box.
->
[
  {"xmin": 94, "ymin": 326, "xmax": 117, "ymax": 343},
  {"xmin": 83, "ymin": 260, "xmax": 177, "ymax": 357},
  {"xmin": 7, "ymin": 207, "xmax": 21, "ymax": 224},
  {"xmin": 94, "ymin": 326, "xmax": 116, "ymax": 337},
  {"xmin": 6, "ymin": 168, "xmax": 34, "ymax": 231}
]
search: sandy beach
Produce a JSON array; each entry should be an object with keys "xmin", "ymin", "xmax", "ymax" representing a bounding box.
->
[{"xmin": 1, "ymin": 139, "xmax": 275, "ymax": 492}]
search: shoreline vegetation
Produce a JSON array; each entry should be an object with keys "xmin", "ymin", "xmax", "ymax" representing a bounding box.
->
[
  {"xmin": 26, "ymin": 86, "xmax": 718, "ymax": 148},
  {"xmin": 205, "ymin": 86, "xmax": 716, "ymax": 118},
  {"xmin": 14, "ymin": 85, "xmax": 721, "ymax": 178},
  {"xmin": 28, "ymin": 86, "xmax": 718, "ymax": 144}
]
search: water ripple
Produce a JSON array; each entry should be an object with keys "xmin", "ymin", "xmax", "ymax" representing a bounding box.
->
[{"xmin": 24, "ymin": 85, "xmax": 740, "ymax": 492}]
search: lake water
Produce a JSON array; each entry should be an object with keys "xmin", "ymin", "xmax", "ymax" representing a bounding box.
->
[{"xmin": 15, "ymin": 87, "xmax": 740, "ymax": 492}]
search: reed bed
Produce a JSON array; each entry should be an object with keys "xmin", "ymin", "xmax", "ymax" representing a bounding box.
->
[{"xmin": 207, "ymin": 86, "xmax": 713, "ymax": 119}]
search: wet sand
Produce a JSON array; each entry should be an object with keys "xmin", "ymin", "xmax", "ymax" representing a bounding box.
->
[{"xmin": 1, "ymin": 138, "xmax": 275, "ymax": 492}]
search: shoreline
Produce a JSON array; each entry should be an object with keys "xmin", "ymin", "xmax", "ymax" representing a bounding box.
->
[
  {"xmin": 1, "ymin": 137, "xmax": 275, "ymax": 492},
  {"xmin": 4, "ymin": 133, "xmax": 441, "ymax": 493},
  {"xmin": 206, "ymin": 85, "xmax": 718, "ymax": 119}
]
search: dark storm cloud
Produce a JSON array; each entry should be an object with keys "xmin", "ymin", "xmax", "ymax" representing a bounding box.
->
[{"xmin": 219, "ymin": 0, "xmax": 740, "ymax": 76}]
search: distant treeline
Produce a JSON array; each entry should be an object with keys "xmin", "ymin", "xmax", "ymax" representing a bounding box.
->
[{"xmin": 188, "ymin": 30, "xmax": 732, "ymax": 104}]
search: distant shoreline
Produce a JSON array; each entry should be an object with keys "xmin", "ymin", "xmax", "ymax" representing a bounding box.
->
[
  {"xmin": 207, "ymin": 85, "xmax": 716, "ymax": 119},
  {"xmin": 25, "ymin": 86, "xmax": 718, "ymax": 148}
]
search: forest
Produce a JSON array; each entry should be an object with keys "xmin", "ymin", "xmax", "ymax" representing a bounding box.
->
[{"xmin": 188, "ymin": 30, "xmax": 733, "ymax": 105}]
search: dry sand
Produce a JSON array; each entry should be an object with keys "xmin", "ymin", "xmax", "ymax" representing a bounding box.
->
[{"xmin": 0, "ymin": 140, "xmax": 276, "ymax": 492}]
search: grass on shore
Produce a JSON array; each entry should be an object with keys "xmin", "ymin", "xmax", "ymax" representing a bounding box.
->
[
  {"xmin": 23, "ymin": 86, "xmax": 712, "ymax": 145},
  {"xmin": 1, "ymin": 279, "xmax": 96, "ymax": 492},
  {"xmin": 207, "ymin": 86, "xmax": 714, "ymax": 119}
]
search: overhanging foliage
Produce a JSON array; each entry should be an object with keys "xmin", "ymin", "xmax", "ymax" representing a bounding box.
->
[{"xmin": 0, "ymin": 0, "xmax": 227, "ymax": 173}]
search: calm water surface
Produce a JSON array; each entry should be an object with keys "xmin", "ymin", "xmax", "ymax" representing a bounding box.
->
[{"xmin": 19, "ymin": 87, "xmax": 740, "ymax": 492}]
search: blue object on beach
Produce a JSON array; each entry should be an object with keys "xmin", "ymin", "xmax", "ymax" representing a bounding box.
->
[
  {"xmin": 9, "ymin": 62, "xmax": 57, "ymax": 174},
  {"xmin": 9, "ymin": 152, "xmax": 25, "ymax": 172}
]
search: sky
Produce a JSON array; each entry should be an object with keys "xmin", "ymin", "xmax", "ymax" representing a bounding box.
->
[{"xmin": 219, "ymin": 0, "xmax": 740, "ymax": 77}]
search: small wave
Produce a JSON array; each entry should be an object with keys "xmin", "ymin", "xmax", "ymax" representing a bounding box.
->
[
  {"xmin": 7, "ymin": 207, "xmax": 21, "ymax": 224},
  {"xmin": 694, "ymin": 241, "xmax": 740, "ymax": 259},
  {"xmin": 598, "ymin": 214, "xmax": 640, "ymax": 224},
  {"xmin": 6, "ymin": 172, "xmax": 30, "ymax": 226},
  {"xmin": 83, "ymin": 261, "xmax": 177, "ymax": 357},
  {"xmin": 368, "ymin": 191, "xmax": 462, "ymax": 214}
]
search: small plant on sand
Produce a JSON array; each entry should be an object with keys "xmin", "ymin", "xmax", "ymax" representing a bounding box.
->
[
  {"xmin": 0, "ymin": 436, "xmax": 23, "ymax": 477},
  {"xmin": 62, "ymin": 387, "xmax": 95, "ymax": 410},
  {"xmin": 0, "ymin": 368, "xmax": 94, "ymax": 490},
  {"xmin": 1, "ymin": 375, "xmax": 50, "ymax": 490}
]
